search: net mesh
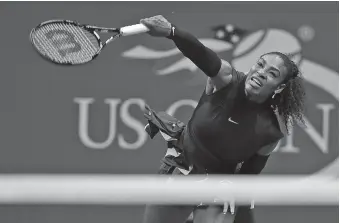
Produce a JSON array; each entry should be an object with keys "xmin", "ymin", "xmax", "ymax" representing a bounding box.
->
[{"xmin": 31, "ymin": 22, "xmax": 101, "ymax": 64}]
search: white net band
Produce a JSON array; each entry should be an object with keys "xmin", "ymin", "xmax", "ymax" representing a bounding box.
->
[{"xmin": 0, "ymin": 175, "xmax": 337, "ymax": 205}]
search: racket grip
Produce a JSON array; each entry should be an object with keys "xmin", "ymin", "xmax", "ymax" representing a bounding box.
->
[{"xmin": 120, "ymin": 24, "xmax": 149, "ymax": 36}]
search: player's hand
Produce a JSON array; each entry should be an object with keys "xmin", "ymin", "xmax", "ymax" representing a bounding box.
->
[
  {"xmin": 140, "ymin": 15, "xmax": 172, "ymax": 37},
  {"xmin": 216, "ymin": 179, "xmax": 255, "ymax": 214}
]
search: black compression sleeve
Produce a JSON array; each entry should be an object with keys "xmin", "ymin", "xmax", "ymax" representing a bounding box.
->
[
  {"xmin": 239, "ymin": 154, "xmax": 270, "ymax": 174},
  {"xmin": 167, "ymin": 26, "xmax": 221, "ymax": 77}
]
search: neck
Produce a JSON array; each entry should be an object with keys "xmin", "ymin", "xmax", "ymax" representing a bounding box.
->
[{"xmin": 244, "ymin": 88, "xmax": 267, "ymax": 104}]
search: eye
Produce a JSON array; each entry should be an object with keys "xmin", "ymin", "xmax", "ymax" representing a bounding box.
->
[
  {"xmin": 270, "ymin": 72, "xmax": 276, "ymax": 77},
  {"xmin": 257, "ymin": 62, "xmax": 263, "ymax": 67}
]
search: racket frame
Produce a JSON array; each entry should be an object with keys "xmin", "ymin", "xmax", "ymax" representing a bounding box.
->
[{"xmin": 29, "ymin": 19, "xmax": 123, "ymax": 65}]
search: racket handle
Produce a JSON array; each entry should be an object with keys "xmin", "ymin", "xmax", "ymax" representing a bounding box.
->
[{"xmin": 120, "ymin": 24, "xmax": 149, "ymax": 36}]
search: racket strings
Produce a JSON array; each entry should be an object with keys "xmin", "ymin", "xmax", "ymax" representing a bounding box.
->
[
  {"xmin": 31, "ymin": 23, "xmax": 100, "ymax": 64},
  {"xmin": 52, "ymin": 23, "xmax": 97, "ymax": 62},
  {"xmin": 55, "ymin": 23, "xmax": 98, "ymax": 59},
  {"xmin": 53, "ymin": 23, "xmax": 97, "ymax": 60}
]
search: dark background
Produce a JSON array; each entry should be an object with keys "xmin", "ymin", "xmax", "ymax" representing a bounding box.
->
[{"xmin": 0, "ymin": 2, "xmax": 338, "ymax": 223}]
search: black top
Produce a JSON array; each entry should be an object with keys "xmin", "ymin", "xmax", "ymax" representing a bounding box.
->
[
  {"xmin": 185, "ymin": 69, "xmax": 284, "ymax": 171},
  {"xmin": 167, "ymin": 26, "xmax": 283, "ymax": 173}
]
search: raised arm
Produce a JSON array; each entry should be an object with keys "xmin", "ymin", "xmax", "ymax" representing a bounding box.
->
[{"xmin": 140, "ymin": 15, "xmax": 233, "ymax": 87}]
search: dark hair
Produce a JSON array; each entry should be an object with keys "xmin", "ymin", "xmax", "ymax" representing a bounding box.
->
[{"xmin": 262, "ymin": 52, "xmax": 306, "ymax": 134}]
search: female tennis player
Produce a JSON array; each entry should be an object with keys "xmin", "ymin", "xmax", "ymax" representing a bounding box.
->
[{"xmin": 140, "ymin": 15, "xmax": 306, "ymax": 223}]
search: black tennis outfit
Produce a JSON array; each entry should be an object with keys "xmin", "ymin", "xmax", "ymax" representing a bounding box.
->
[
  {"xmin": 185, "ymin": 68, "xmax": 283, "ymax": 175},
  {"xmin": 143, "ymin": 26, "xmax": 284, "ymax": 223}
]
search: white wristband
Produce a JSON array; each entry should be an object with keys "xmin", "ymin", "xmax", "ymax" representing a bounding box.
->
[{"xmin": 171, "ymin": 26, "xmax": 175, "ymax": 36}]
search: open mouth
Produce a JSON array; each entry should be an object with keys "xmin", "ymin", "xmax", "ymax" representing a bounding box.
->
[{"xmin": 250, "ymin": 76, "xmax": 262, "ymax": 87}]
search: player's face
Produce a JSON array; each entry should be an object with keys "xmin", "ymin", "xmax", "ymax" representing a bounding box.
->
[{"xmin": 245, "ymin": 54, "xmax": 288, "ymax": 103}]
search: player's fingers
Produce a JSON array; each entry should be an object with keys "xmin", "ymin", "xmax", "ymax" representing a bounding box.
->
[
  {"xmin": 140, "ymin": 18, "xmax": 152, "ymax": 28},
  {"xmin": 221, "ymin": 201, "xmax": 227, "ymax": 214},
  {"xmin": 140, "ymin": 16, "xmax": 163, "ymax": 26},
  {"xmin": 229, "ymin": 200, "xmax": 235, "ymax": 215},
  {"xmin": 250, "ymin": 200, "xmax": 255, "ymax": 209}
]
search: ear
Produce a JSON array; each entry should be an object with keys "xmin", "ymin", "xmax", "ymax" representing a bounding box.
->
[{"xmin": 274, "ymin": 84, "xmax": 286, "ymax": 94}]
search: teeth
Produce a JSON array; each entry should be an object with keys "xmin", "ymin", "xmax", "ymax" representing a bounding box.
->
[
  {"xmin": 250, "ymin": 77, "xmax": 261, "ymax": 86},
  {"xmin": 251, "ymin": 77, "xmax": 261, "ymax": 86}
]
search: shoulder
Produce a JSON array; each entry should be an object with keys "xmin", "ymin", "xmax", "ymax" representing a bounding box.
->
[
  {"xmin": 257, "ymin": 110, "xmax": 286, "ymax": 156},
  {"xmin": 209, "ymin": 60, "xmax": 246, "ymax": 91},
  {"xmin": 273, "ymin": 108, "xmax": 288, "ymax": 135},
  {"xmin": 258, "ymin": 107, "xmax": 286, "ymax": 137},
  {"xmin": 257, "ymin": 141, "xmax": 279, "ymax": 156},
  {"xmin": 218, "ymin": 60, "xmax": 233, "ymax": 77}
]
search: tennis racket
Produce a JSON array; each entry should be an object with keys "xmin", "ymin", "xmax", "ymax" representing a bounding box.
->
[{"xmin": 29, "ymin": 19, "xmax": 149, "ymax": 65}]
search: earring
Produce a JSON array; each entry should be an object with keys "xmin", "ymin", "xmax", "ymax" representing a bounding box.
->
[
  {"xmin": 272, "ymin": 88, "xmax": 284, "ymax": 99},
  {"xmin": 272, "ymin": 91, "xmax": 278, "ymax": 99}
]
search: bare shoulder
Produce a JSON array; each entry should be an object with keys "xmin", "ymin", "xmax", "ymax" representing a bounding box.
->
[
  {"xmin": 210, "ymin": 59, "xmax": 233, "ymax": 89},
  {"xmin": 257, "ymin": 110, "xmax": 287, "ymax": 156}
]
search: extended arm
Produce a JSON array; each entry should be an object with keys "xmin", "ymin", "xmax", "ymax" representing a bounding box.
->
[
  {"xmin": 168, "ymin": 26, "xmax": 224, "ymax": 77},
  {"xmin": 141, "ymin": 15, "xmax": 233, "ymax": 88}
]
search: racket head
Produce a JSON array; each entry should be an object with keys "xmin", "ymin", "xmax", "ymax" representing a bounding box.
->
[{"xmin": 30, "ymin": 20, "xmax": 108, "ymax": 65}]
